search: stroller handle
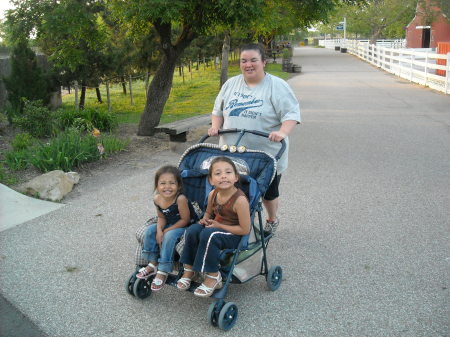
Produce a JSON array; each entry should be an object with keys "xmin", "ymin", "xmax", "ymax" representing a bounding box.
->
[{"xmin": 199, "ymin": 128, "xmax": 286, "ymax": 161}]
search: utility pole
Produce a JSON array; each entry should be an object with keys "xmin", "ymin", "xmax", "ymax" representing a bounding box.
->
[{"xmin": 344, "ymin": 17, "xmax": 347, "ymax": 41}]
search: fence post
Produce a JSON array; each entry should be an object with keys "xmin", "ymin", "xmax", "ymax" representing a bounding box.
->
[
  {"xmin": 424, "ymin": 52, "xmax": 429, "ymax": 87},
  {"xmin": 74, "ymin": 81, "xmax": 79, "ymax": 111},
  {"xmin": 129, "ymin": 75, "xmax": 134, "ymax": 105},
  {"xmin": 106, "ymin": 81, "xmax": 111, "ymax": 113},
  {"xmin": 390, "ymin": 48, "xmax": 394, "ymax": 73},
  {"xmin": 446, "ymin": 53, "xmax": 450, "ymax": 94}
]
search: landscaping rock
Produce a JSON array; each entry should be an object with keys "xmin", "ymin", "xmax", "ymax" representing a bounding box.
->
[{"xmin": 19, "ymin": 170, "xmax": 80, "ymax": 202}]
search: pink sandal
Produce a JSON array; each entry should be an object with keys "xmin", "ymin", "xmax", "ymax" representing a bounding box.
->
[
  {"xmin": 136, "ymin": 263, "xmax": 157, "ymax": 280},
  {"xmin": 151, "ymin": 271, "xmax": 168, "ymax": 291}
]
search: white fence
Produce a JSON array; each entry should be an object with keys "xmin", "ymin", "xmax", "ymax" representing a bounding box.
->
[{"xmin": 319, "ymin": 39, "xmax": 449, "ymax": 95}]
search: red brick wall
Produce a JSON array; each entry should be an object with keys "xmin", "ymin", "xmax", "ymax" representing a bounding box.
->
[{"xmin": 406, "ymin": 5, "xmax": 450, "ymax": 48}]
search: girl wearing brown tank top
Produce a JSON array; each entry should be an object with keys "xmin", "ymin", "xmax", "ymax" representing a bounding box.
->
[{"xmin": 177, "ymin": 156, "xmax": 251, "ymax": 297}]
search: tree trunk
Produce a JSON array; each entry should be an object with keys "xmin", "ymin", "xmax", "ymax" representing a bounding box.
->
[
  {"xmin": 137, "ymin": 21, "xmax": 196, "ymax": 136},
  {"xmin": 220, "ymin": 31, "xmax": 230, "ymax": 88},
  {"xmin": 138, "ymin": 54, "xmax": 178, "ymax": 136},
  {"xmin": 121, "ymin": 75, "xmax": 127, "ymax": 95},
  {"xmin": 79, "ymin": 82, "xmax": 86, "ymax": 110},
  {"xmin": 95, "ymin": 87, "xmax": 102, "ymax": 103}
]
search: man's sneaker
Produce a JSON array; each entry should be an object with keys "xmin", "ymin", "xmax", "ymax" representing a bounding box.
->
[{"xmin": 263, "ymin": 218, "xmax": 279, "ymax": 235}]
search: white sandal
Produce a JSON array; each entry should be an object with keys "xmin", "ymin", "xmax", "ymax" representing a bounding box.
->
[
  {"xmin": 136, "ymin": 262, "xmax": 157, "ymax": 280},
  {"xmin": 194, "ymin": 272, "xmax": 222, "ymax": 298},
  {"xmin": 151, "ymin": 271, "xmax": 168, "ymax": 291},
  {"xmin": 177, "ymin": 268, "xmax": 194, "ymax": 291}
]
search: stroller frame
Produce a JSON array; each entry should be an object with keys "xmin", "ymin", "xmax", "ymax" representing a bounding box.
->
[{"xmin": 126, "ymin": 129, "xmax": 286, "ymax": 331}]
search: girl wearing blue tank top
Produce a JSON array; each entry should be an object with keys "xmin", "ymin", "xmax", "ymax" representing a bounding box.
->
[{"xmin": 136, "ymin": 165, "xmax": 192, "ymax": 291}]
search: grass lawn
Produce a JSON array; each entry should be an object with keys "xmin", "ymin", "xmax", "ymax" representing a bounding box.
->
[{"xmin": 61, "ymin": 62, "xmax": 289, "ymax": 126}]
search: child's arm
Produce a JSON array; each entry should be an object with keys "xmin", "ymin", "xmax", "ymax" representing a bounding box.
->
[
  {"xmin": 163, "ymin": 195, "xmax": 192, "ymax": 233},
  {"xmin": 205, "ymin": 196, "xmax": 251, "ymax": 235},
  {"xmin": 199, "ymin": 191, "xmax": 214, "ymax": 226},
  {"xmin": 154, "ymin": 197, "xmax": 167, "ymax": 245}
]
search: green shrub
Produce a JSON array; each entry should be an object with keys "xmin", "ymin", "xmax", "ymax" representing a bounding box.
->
[
  {"xmin": 100, "ymin": 134, "xmax": 129, "ymax": 155},
  {"xmin": 55, "ymin": 108, "xmax": 117, "ymax": 132},
  {"xmin": 28, "ymin": 129, "xmax": 127, "ymax": 172},
  {"xmin": 29, "ymin": 129, "xmax": 100, "ymax": 172},
  {"xmin": 3, "ymin": 42, "xmax": 53, "ymax": 113},
  {"xmin": 11, "ymin": 133, "xmax": 35, "ymax": 151},
  {"xmin": 84, "ymin": 109, "xmax": 118, "ymax": 132},
  {"xmin": 14, "ymin": 100, "xmax": 55, "ymax": 138},
  {"xmin": 5, "ymin": 149, "xmax": 30, "ymax": 170},
  {"xmin": 0, "ymin": 163, "xmax": 17, "ymax": 185}
]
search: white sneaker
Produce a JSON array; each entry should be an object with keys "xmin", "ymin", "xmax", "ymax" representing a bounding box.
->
[{"xmin": 263, "ymin": 218, "xmax": 279, "ymax": 234}]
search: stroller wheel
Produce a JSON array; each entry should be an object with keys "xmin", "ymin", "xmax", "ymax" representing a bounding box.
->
[
  {"xmin": 266, "ymin": 265, "xmax": 283, "ymax": 291},
  {"xmin": 132, "ymin": 277, "xmax": 152, "ymax": 299},
  {"xmin": 125, "ymin": 272, "xmax": 137, "ymax": 296},
  {"xmin": 218, "ymin": 302, "xmax": 238, "ymax": 331},
  {"xmin": 207, "ymin": 301, "xmax": 224, "ymax": 327}
]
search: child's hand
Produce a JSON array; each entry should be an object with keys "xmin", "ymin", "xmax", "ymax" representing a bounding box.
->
[
  {"xmin": 199, "ymin": 218, "xmax": 208, "ymax": 226},
  {"xmin": 204, "ymin": 219, "xmax": 220, "ymax": 228},
  {"xmin": 156, "ymin": 230, "xmax": 164, "ymax": 245}
]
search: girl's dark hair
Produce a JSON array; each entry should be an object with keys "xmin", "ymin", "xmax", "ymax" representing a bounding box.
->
[
  {"xmin": 154, "ymin": 165, "xmax": 183, "ymax": 191},
  {"xmin": 208, "ymin": 156, "xmax": 240, "ymax": 181},
  {"xmin": 240, "ymin": 43, "xmax": 266, "ymax": 61}
]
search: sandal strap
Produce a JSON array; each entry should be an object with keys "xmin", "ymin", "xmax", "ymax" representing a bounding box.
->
[
  {"xmin": 195, "ymin": 277, "xmax": 222, "ymax": 296},
  {"xmin": 152, "ymin": 271, "xmax": 168, "ymax": 287},
  {"xmin": 177, "ymin": 277, "xmax": 191, "ymax": 286},
  {"xmin": 183, "ymin": 267, "xmax": 194, "ymax": 272},
  {"xmin": 204, "ymin": 273, "xmax": 221, "ymax": 281}
]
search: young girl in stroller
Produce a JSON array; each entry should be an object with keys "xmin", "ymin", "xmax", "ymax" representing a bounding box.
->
[
  {"xmin": 136, "ymin": 165, "xmax": 196, "ymax": 291},
  {"xmin": 177, "ymin": 156, "xmax": 251, "ymax": 297}
]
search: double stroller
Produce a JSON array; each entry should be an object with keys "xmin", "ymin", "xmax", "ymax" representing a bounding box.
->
[{"xmin": 126, "ymin": 129, "xmax": 285, "ymax": 331}]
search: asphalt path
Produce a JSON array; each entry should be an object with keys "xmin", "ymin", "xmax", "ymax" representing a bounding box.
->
[{"xmin": 1, "ymin": 46, "xmax": 449, "ymax": 337}]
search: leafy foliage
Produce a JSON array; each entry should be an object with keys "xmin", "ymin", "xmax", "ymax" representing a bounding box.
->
[
  {"xmin": 317, "ymin": 0, "xmax": 417, "ymax": 40},
  {"xmin": 28, "ymin": 128, "xmax": 127, "ymax": 172},
  {"xmin": 13, "ymin": 99, "xmax": 56, "ymax": 138},
  {"xmin": 2, "ymin": 42, "xmax": 52, "ymax": 113},
  {"xmin": 11, "ymin": 133, "xmax": 35, "ymax": 151},
  {"xmin": 55, "ymin": 108, "xmax": 118, "ymax": 132}
]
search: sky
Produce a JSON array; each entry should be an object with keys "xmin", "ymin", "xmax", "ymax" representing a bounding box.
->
[{"xmin": 0, "ymin": 1, "xmax": 15, "ymax": 20}]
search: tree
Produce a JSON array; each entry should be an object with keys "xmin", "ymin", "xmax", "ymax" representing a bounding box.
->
[
  {"xmin": 251, "ymin": 0, "xmax": 367, "ymax": 49},
  {"xmin": 111, "ymin": 0, "xmax": 264, "ymax": 136},
  {"xmin": 4, "ymin": 0, "xmax": 114, "ymax": 109},
  {"xmin": 3, "ymin": 41, "xmax": 53, "ymax": 120},
  {"xmin": 316, "ymin": 0, "xmax": 418, "ymax": 41}
]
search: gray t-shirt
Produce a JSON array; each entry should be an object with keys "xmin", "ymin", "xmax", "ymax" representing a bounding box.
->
[{"xmin": 212, "ymin": 73, "xmax": 301, "ymax": 173}]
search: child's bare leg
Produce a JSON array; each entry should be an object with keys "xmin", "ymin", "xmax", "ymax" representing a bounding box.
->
[
  {"xmin": 177, "ymin": 264, "xmax": 195, "ymax": 290},
  {"xmin": 181, "ymin": 264, "xmax": 194, "ymax": 279},
  {"xmin": 202, "ymin": 272, "xmax": 220, "ymax": 288}
]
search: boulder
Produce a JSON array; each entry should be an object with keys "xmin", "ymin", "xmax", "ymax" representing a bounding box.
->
[{"xmin": 19, "ymin": 170, "xmax": 80, "ymax": 202}]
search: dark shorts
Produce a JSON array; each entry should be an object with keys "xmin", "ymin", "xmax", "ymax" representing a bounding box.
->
[{"xmin": 263, "ymin": 174, "xmax": 281, "ymax": 201}]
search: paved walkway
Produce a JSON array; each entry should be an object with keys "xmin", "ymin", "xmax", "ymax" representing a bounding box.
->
[{"xmin": 0, "ymin": 46, "xmax": 449, "ymax": 337}]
